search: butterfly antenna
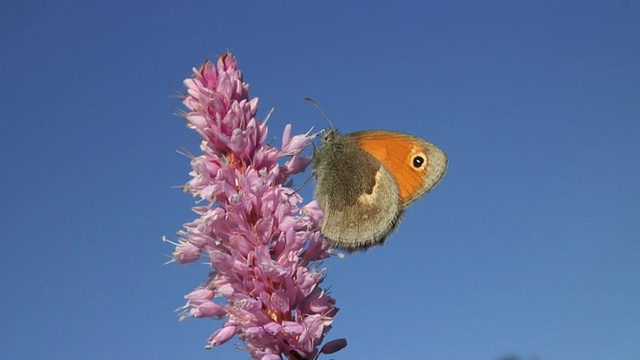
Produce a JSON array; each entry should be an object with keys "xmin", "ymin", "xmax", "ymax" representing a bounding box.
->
[
  {"xmin": 304, "ymin": 97, "xmax": 335, "ymax": 130},
  {"xmin": 287, "ymin": 172, "xmax": 315, "ymax": 197}
]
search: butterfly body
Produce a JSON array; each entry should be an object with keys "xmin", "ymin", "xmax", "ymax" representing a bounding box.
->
[{"xmin": 313, "ymin": 129, "xmax": 447, "ymax": 250}]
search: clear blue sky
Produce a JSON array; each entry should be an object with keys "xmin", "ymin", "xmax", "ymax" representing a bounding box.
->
[{"xmin": 1, "ymin": 1, "xmax": 639, "ymax": 359}]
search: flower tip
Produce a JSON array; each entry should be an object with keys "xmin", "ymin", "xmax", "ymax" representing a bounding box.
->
[{"xmin": 207, "ymin": 325, "xmax": 237, "ymax": 348}]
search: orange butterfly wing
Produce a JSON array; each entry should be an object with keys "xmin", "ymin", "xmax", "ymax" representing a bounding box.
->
[{"xmin": 347, "ymin": 131, "xmax": 448, "ymax": 206}]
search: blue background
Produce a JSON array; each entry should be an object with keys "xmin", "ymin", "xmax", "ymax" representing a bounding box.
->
[{"xmin": 1, "ymin": 1, "xmax": 638, "ymax": 359}]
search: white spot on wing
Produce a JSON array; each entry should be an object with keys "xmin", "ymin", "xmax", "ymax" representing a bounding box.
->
[{"xmin": 357, "ymin": 169, "xmax": 384, "ymax": 205}]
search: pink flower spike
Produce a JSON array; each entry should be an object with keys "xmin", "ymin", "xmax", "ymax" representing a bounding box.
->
[
  {"xmin": 168, "ymin": 52, "xmax": 342, "ymax": 359},
  {"xmin": 282, "ymin": 321, "xmax": 305, "ymax": 336},
  {"xmin": 283, "ymin": 154, "xmax": 312, "ymax": 176},
  {"xmin": 172, "ymin": 241, "xmax": 202, "ymax": 264},
  {"xmin": 184, "ymin": 288, "xmax": 213, "ymax": 301},
  {"xmin": 260, "ymin": 354, "xmax": 282, "ymax": 360},
  {"xmin": 191, "ymin": 301, "xmax": 224, "ymax": 319},
  {"xmin": 263, "ymin": 322, "xmax": 282, "ymax": 335},
  {"xmin": 281, "ymin": 124, "xmax": 312, "ymax": 154},
  {"xmin": 206, "ymin": 324, "xmax": 237, "ymax": 349}
]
